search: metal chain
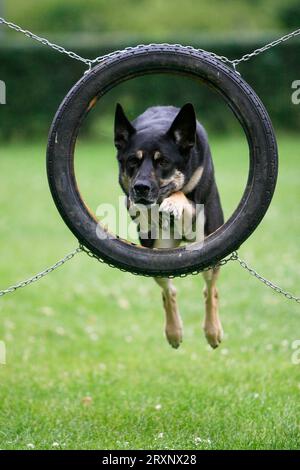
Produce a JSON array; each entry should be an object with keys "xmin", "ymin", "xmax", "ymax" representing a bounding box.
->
[
  {"xmin": 1, "ymin": 16, "xmax": 300, "ymax": 70},
  {"xmin": 233, "ymin": 28, "xmax": 300, "ymax": 66},
  {"xmin": 90, "ymin": 44, "xmax": 234, "ymax": 67},
  {"xmin": 79, "ymin": 243, "xmax": 238, "ymax": 278},
  {"xmin": 0, "ymin": 244, "xmax": 299, "ymax": 303},
  {"xmin": 236, "ymin": 255, "xmax": 300, "ymax": 303},
  {"xmin": 0, "ymin": 247, "xmax": 82, "ymax": 298},
  {"xmin": 78, "ymin": 246, "xmax": 300, "ymax": 303},
  {"xmin": 0, "ymin": 16, "xmax": 234, "ymax": 68},
  {"xmin": 0, "ymin": 17, "xmax": 92, "ymax": 66},
  {"xmin": 0, "ymin": 243, "xmax": 238, "ymax": 298}
]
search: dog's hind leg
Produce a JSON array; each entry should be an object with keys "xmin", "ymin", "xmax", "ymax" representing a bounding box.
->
[
  {"xmin": 154, "ymin": 277, "xmax": 183, "ymax": 349},
  {"xmin": 202, "ymin": 267, "xmax": 223, "ymax": 349}
]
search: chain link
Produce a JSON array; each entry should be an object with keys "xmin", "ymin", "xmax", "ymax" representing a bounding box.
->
[
  {"xmin": 89, "ymin": 44, "xmax": 235, "ymax": 67},
  {"xmin": 79, "ymin": 243, "xmax": 238, "ymax": 278},
  {"xmin": 0, "ymin": 16, "xmax": 234, "ymax": 68},
  {"xmin": 0, "ymin": 244, "xmax": 299, "ymax": 303},
  {"xmin": 236, "ymin": 255, "xmax": 300, "ymax": 303},
  {"xmin": 79, "ymin": 245, "xmax": 300, "ymax": 303},
  {"xmin": 0, "ymin": 247, "xmax": 82, "ymax": 298},
  {"xmin": 0, "ymin": 17, "xmax": 93, "ymax": 66},
  {"xmin": 0, "ymin": 16, "xmax": 234, "ymax": 67},
  {"xmin": 233, "ymin": 28, "xmax": 300, "ymax": 66},
  {"xmin": 2, "ymin": 16, "xmax": 300, "ymax": 71}
]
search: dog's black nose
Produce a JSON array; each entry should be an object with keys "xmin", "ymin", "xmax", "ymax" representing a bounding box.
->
[{"xmin": 133, "ymin": 182, "xmax": 151, "ymax": 197}]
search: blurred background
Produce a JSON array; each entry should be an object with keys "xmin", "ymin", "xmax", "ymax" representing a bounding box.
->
[
  {"xmin": 0, "ymin": 0, "xmax": 300, "ymax": 451},
  {"xmin": 1, "ymin": 0, "xmax": 300, "ymax": 140}
]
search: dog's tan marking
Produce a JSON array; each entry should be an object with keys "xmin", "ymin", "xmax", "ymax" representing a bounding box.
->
[
  {"xmin": 154, "ymin": 238, "xmax": 182, "ymax": 348},
  {"xmin": 154, "ymin": 151, "xmax": 161, "ymax": 160},
  {"xmin": 87, "ymin": 96, "xmax": 98, "ymax": 111},
  {"xmin": 183, "ymin": 166, "xmax": 204, "ymax": 194},
  {"xmin": 121, "ymin": 173, "xmax": 130, "ymax": 192},
  {"xmin": 202, "ymin": 268, "xmax": 223, "ymax": 348},
  {"xmin": 160, "ymin": 170, "xmax": 185, "ymax": 191},
  {"xmin": 136, "ymin": 150, "xmax": 144, "ymax": 160}
]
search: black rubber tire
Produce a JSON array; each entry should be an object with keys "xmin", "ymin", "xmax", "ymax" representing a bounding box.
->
[{"xmin": 47, "ymin": 44, "xmax": 278, "ymax": 277}]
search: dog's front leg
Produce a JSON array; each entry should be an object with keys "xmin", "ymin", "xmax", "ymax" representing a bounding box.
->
[{"xmin": 202, "ymin": 268, "xmax": 223, "ymax": 348}]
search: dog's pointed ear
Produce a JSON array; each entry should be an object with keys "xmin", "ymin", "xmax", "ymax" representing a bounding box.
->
[
  {"xmin": 114, "ymin": 103, "xmax": 135, "ymax": 150},
  {"xmin": 167, "ymin": 103, "xmax": 196, "ymax": 151}
]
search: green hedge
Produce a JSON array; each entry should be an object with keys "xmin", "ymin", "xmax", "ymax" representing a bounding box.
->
[{"xmin": 0, "ymin": 34, "xmax": 300, "ymax": 140}]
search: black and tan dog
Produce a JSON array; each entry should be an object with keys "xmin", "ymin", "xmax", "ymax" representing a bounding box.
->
[{"xmin": 114, "ymin": 103, "xmax": 224, "ymax": 349}]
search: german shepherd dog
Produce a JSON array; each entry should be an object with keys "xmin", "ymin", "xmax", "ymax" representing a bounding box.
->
[{"xmin": 114, "ymin": 103, "xmax": 224, "ymax": 349}]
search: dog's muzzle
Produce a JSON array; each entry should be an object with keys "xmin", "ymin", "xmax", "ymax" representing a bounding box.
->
[{"xmin": 131, "ymin": 181, "xmax": 157, "ymax": 205}]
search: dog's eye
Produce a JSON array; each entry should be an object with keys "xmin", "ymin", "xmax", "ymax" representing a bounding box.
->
[
  {"xmin": 127, "ymin": 157, "xmax": 139, "ymax": 168},
  {"xmin": 158, "ymin": 158, "xmax": 170, "ymax": 169}
]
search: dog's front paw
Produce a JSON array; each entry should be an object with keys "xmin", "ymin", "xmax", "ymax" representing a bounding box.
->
[
  {"xmin": 159, "ymin": 192, "xmax": 189, "ymax": 229},
  {"xmin": 203, "ymin": 320, "xmax": 223, "ymax": 349},
  {"xmin": 159, "ymin": 196, "xmax": 184, "ymax": 220},
  {"xmin": 165, "ymin": 325, "xmax": 183, "ymax": 349}
]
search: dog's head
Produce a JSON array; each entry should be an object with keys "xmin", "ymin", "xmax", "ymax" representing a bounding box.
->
[{"xmin": 114, "ymin": 103, "xmax": 196, "ymax": 205}]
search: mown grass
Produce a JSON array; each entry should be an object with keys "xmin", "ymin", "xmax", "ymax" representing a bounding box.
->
[{"xmin": 0, "ymin": 135, "xmax": 299, "ymax": 450}]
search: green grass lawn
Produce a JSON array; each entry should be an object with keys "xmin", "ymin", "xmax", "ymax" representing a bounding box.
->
[{"xmin": 0, "ymin": 135, "xmax": 299, "ymax": 450}]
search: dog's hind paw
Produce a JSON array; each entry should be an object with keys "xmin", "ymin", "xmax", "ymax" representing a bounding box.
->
[
  {"xmin": 203, "ymin": 322, "xmax": 223, "ymax": 349},
  {"xmin": 165, "ymin": 326, "xmax": 183, "ymax": 349}
]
